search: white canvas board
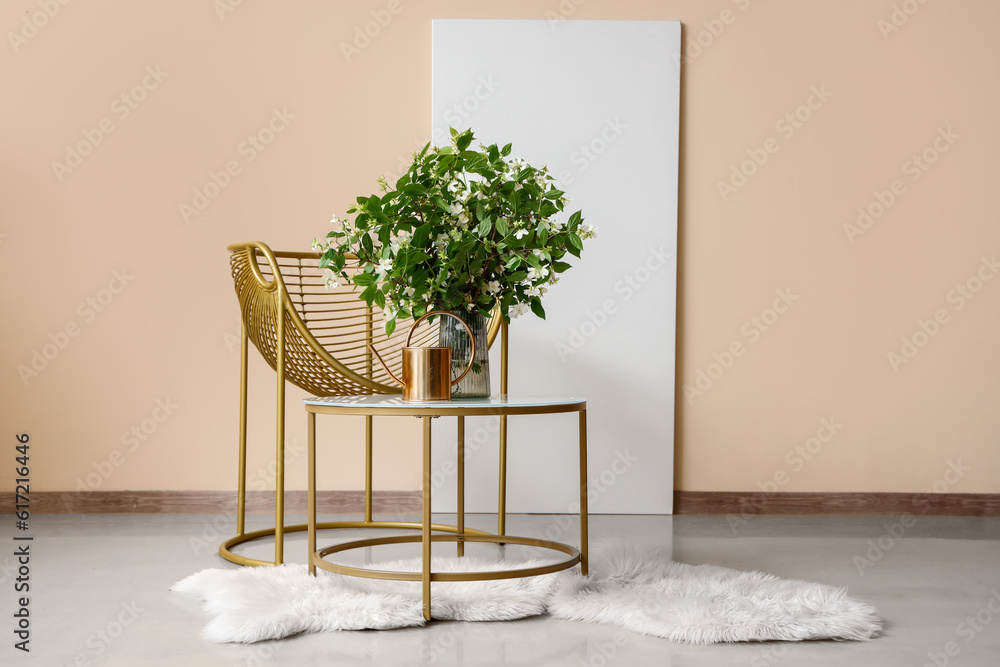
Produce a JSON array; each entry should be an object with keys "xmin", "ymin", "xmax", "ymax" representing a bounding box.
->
[{"xmin": 430, "ymin": 19, "xmax": 680, "ymax": 514}]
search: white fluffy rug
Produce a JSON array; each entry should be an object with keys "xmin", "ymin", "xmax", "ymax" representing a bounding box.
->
[{"xmin": 173, "ymin": 541, "xmax": 881, "ymax": 645}]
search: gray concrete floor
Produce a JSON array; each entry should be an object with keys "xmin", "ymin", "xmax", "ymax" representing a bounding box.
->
[{"xmin": 2, "ymin": 513, "xmax": 999, "ymax": 666}]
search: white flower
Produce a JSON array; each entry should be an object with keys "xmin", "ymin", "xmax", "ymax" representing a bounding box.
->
[
  {"xmin": 329, "ymin": 214, "xmax": 341, "ymax": 225},
  {"xmin": 322, "ymin": 268, "xmax": 340, "ymax": 289},
  {"xmin": 580, "ymin": 224, "xmax": 599, "ymax": 239},
  {"xmin": 514, "ymin": 183, "xmax": 522, "ymax": 191},
  {"xmin": 311, "ymin": 237, "xmax": 324, "ymax": 251},
  {"xmin": 526, "ymin": 266, "xmax": 549, "ymax": 281},
  {"xmin": 404, "ymin": 286, "xmax": 416, "ymax": 298},
  {"xmin": 525, "ymin": 285, "xmax": 541, "ymax": 298},
  {"xmin": 485, "ymin": 280, "xmax": 501, "ymax": 295},
  {"xmin": 376, "ymin": 257, "xmax": 393, "ymax": 276},
  {"xmin": 458, "ymin": 211, "xmax": 470, "ymax": 226},
  {"xmin": 451, "ymin": 203, "xmax": 463, "ymax": 215},
  {"xmin": 509, "ymin": 303, "xmax": 530, "ymax": 319},
  {"xmin": 384, "ymin": 305, "xmax": 398, "ymax": 321},
  {"xmin": 514, "ymin": 229, "xmax": 529, "ymax": 240}
]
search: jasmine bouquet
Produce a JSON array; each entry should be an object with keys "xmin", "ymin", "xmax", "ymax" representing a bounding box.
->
[{"xmin": 315, "ymin": 128, "xmax": 595, "ymax": 336}]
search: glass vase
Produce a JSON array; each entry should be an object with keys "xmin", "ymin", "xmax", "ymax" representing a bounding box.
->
[{"xmin": 439, "ymin": 309, "xmax": 491, "ymax": 398}]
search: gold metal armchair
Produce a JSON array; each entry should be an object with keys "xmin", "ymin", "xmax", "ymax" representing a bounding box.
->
[{"xmin": 221, "ymin": 242, "xmax": 506, "ymax": 566}]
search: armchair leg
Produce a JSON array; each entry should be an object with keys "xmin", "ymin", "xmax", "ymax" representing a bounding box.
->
[
  {"xmin": 237, "ymin": 322, "xmax": 248, "ymax": 537},
  {"xmin": 365, "ymin": 415, "xmax": 373, "ymax": 524},
  {"xmin": 274, "ymin": 312, "xmax": 286, "ymax": 565}
]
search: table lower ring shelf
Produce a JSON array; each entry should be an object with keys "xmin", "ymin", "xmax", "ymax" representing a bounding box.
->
[{"xmin": 312, "ymin": 533, "xmax": 582, "ymax": 582}]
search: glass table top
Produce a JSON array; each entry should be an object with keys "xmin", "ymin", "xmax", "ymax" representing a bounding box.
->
[{"xmin": 303, "ymin": 394, "xmax": 585, "ymax": 409}]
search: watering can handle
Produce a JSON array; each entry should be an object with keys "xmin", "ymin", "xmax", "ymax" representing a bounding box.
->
[
  {"xmin": 366, "ymin": 310, "xmax": 478, "ymax": 388},
  {"xmin": 407, "ymin": 311, "xmax": 477, "ymax": 387}
]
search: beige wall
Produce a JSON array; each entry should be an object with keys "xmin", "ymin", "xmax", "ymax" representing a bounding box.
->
[{"xmin": 2, "ymin": 0, "xmax": 998, "ymax": 499}]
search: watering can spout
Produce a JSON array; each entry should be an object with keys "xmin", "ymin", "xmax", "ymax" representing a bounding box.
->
[{"xmin": 368, "ymin": 344, "xmax": 403, "ymax": 386}]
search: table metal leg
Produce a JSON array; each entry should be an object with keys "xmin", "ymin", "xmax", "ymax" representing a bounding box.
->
[
  {"xmin": 498, "ymin": 415, "xmax": 507, "ymax": 538},
  {"xmin": 457, "ymin": 416, "xmax": 465, "ymax": 558},
  {"xmin": 308, "ymin": 410, "xmax": 316, "ymax": 576},
  {"xmin": 422, "ymin": 416, "xmax": 432, "ymax": 621},
  {"xmin": 579, "ymin": 409, "xmax": 589, "ymax": 576}
]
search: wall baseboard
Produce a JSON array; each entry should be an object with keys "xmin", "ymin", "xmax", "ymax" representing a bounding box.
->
[
  {"xmin": 5, "ymin": 490, "xmax": 998, "ymax": 516},
  {"xmin": 1, "ymin": 490, "xmax": 422, "ymax": 514},
  {"xmin": 673, "ymin": 491, "xmax": 1000, "ymax": 517}
]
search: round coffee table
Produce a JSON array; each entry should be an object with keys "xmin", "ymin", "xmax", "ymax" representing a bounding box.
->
[{"xmin": 304, "ymin": 394, "xmax": 589, "ymax": 621}]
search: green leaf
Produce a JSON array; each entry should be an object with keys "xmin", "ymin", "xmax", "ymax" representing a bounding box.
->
[
  {"xmin": 402, "ymin": 184, "xmax": 428, "ymax": 197},
  {"xmin": 552, "ymin": 260, "xmax": 572, "ymax": 273},
  {"xmin": 385, "ymin": 318, "xmax": 397, "ymax": 337},
  {"xmin": 501, "ymin": 143, "xmax": 512, "ymax": 157},
  {"xmin": 530, "ymin": 298, "xmax": 546, "ymax": 319},
  {"xmin": 353, "ymin": 273, "xmax": 377, "ymax": 287},
  {"xmin": 568, "ymin": 233, "xmax": 584, "ymax": 251},
  {"xmin": 456, "ymin": 131, "xmax": 473, "ymax": 151},
  {"xmin": 505, "ymin": 255, "xmax": 522, "ymax": 269},
  {"xmin": 495, "ymin": 217, "xmax": 510, "ymax": 236},
  {"xmin": 543, "ymin": 189, "xmax": 564, "ymax": 200},
  {"xmin": 360, "ymin": 284, "xmax": 378, "ymax": 305},
  {"xmin": 405, "ymin": 250, "xmax": 431, "ymax": 266},
  {"xmin": 568, "ymin": 210, "xmax": 582, "ymax": 228},
  {"xmin": 373, "ymin": 290, "xmax": 386, "ymax": 310},
  {"xmin": 565, "ymin": 242, "xmax": 581, "ymax": 258},
  {"xmin": 432, "ymin": 196, "xmax": 452, "ymax": 213},
  {"xmin": 411, "ymin": 223, "xmax": 432, "ymax": 248},
  {"xmin": 476, "ymin": 218, "xmax": 492, "ymax": 237}
]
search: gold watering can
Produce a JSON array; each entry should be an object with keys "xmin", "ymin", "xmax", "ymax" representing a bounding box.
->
[{"xmin": 368, "ymin": 311, "xmax": 476, "ymax": 401}]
